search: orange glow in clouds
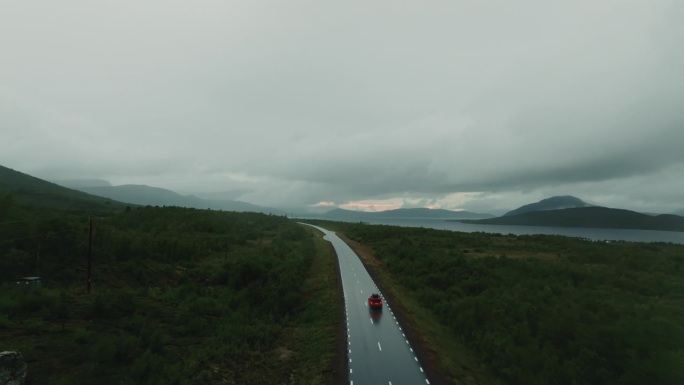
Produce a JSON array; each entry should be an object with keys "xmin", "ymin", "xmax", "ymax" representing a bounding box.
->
[
  {"xmin": 339, "ymin": 201, "xmax": 403, "ymax": 212},
  {"xmin": 313, "ymin": 201, "xmax": 337, "ymax": 207},
  {"xmin": 313, "ymin": 193, "xmax": 481, "ymax": 212}
]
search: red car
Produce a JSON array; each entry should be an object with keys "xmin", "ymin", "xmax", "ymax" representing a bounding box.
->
[{"xmin": 368, "ymin": 293, "xmax": 383, "ymax": 309}]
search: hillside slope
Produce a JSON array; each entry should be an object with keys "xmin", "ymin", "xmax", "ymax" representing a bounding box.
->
[
  {"xmin": 0, "ymin": 165, "xmax": 126, "ymax": 212},
  {"xmin": 504, "ymin": 195, "xmax": 593, "ymax": 216},
  {"xmin": 463, "ymin": 206, "xmax": 684, "ymax": 232},
  {"xmin": 76, "ymin": 184, "xmax": 284, "ymax": 214}
]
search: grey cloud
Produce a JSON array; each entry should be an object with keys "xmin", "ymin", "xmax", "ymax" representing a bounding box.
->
[{"xmin": 1, "ymin": 0, "xmax": 683, "ymax": 214}]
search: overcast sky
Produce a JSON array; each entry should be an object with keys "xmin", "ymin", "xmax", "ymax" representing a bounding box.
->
[{"xmin": 2, "ymin": 0, "xmax": 683, "ymax": 214}]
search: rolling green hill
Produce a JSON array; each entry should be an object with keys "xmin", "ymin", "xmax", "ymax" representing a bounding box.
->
[
  {"xmin": 462, "ymin": 206, "xmax": 684, "ymax": 232},
  {"xmin": 0, "ymin": 165, "xmax": 127, "ymax": 212}
]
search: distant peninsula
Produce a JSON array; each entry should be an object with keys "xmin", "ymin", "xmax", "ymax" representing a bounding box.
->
[{"xmin": 460, "ymin": 206, "xmax": 684, "ymax": 232}]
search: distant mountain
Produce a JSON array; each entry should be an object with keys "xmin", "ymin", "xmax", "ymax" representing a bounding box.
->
[
  {"xmin": 674, "ymin": 209, "xmax": 684, "ymax": 217},
  {"xmin": 504, "ymin": 195, "xmax": 593, "ymax": 216},
  {"xmin": 76, "ymin": 184, "xmax": 284, "ymax": 215},
  {"xmin": 0, "ymin": 165, "xmax": 126, "ymax": 211},
  {"xmin": 462, "ymin": 206, "xmax": 684, "ymax": 232},
  {"xmin": 51, "ymin": 178, "xmax": 112, "ymax": 188},
  {"xmin": 191, "ymin": 189, "xmax": 252, "ymax": 201},
  {"xmin": 322, "ymin": 207, "xmax": 494, "ymax": 220}
]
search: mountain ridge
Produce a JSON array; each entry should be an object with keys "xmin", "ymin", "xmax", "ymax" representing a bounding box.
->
[
  {"xmin": 74, "ymin": 184, "xmax": 284, "ymax": 215},
  {"xmin": 462, "ymin": 206, "xmax": 684, "ymax": 232},
  {"xmin": 504, "ymin": 195, "xmax": 593, "ymax": 216},
  {"xmin": 51, "ymin": 178, "xmax": 112, "ymax": 188},
  {"xmin": 1, "ymin": 165, "xmax": 283, "ymax": 215},
  {"xmin": 0, "ymin": 165, "xmax": 127, "ymax": 212}
]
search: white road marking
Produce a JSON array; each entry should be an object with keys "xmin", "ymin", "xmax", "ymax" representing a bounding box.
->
[{"xmin": 316, "ymin": 228, "xmax": 431, "ymax": 385}]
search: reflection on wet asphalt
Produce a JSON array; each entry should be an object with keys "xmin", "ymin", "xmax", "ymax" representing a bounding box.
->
[{"xmin": 304, "ymin": 224, "xmax": 430, "ymax": 385}]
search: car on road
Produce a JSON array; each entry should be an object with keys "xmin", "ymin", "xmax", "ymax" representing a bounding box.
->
[{"xmin": 368, "ymin": 293, "xmax": 383, "ymax": 309}]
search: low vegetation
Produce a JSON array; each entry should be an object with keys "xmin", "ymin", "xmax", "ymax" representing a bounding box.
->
[
  {"xmin": 312, "ymin": 220, "xmax": 684, "ymax": 385},
  {"xmin": 1, "ymin": 203, "xmax": 340, "ymax": 384}
]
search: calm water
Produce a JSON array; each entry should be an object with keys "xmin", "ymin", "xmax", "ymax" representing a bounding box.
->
[{"xmin": 305, "ymin": 217, "xmax": 684, "ymax": 244}]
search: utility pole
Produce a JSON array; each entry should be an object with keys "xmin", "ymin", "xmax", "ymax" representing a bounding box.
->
[{"xmin": 87, "ymin": 216, "xmax": 93, "ymax": 294}]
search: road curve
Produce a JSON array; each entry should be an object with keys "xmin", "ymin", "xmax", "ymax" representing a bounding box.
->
[{"xmin": 306, "ymin": 224, "xmax": 431, "ymax": 385}]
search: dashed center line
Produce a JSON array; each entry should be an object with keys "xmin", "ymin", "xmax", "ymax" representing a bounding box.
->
[{"xmin": 312, "ymin": 226, "xmax": 431, "ymax": 385}]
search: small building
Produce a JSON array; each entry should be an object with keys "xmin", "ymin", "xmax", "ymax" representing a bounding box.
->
[{"xmin": 15, "ymin": 277, "xmax": 41, "ymax": 291}]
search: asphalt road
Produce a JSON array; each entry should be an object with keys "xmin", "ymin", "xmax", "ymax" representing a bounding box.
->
[{"xmin": 307, "ymin": 225, "xmax": 431, "ymax": 385}]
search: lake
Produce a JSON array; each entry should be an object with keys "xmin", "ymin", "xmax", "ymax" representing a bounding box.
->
[{"xmin": 303, "ymin": 217, "xmax": 684, "ymax": 244}]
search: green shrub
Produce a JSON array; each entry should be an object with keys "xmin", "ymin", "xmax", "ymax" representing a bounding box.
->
[
  {"xmin": 71, "ymin": 326, "xmax": 91, "ymax": 344},
  {"xmin": 0, "ymin": 313, "xmax": 10, "ymax": 329},
  {"xmin": 25, "ymin": 319, "xmax": 47, "ymax": 335},
  {"xmin": 85, "ymin": 294, "xmax": 109, "ymax": 319}
]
